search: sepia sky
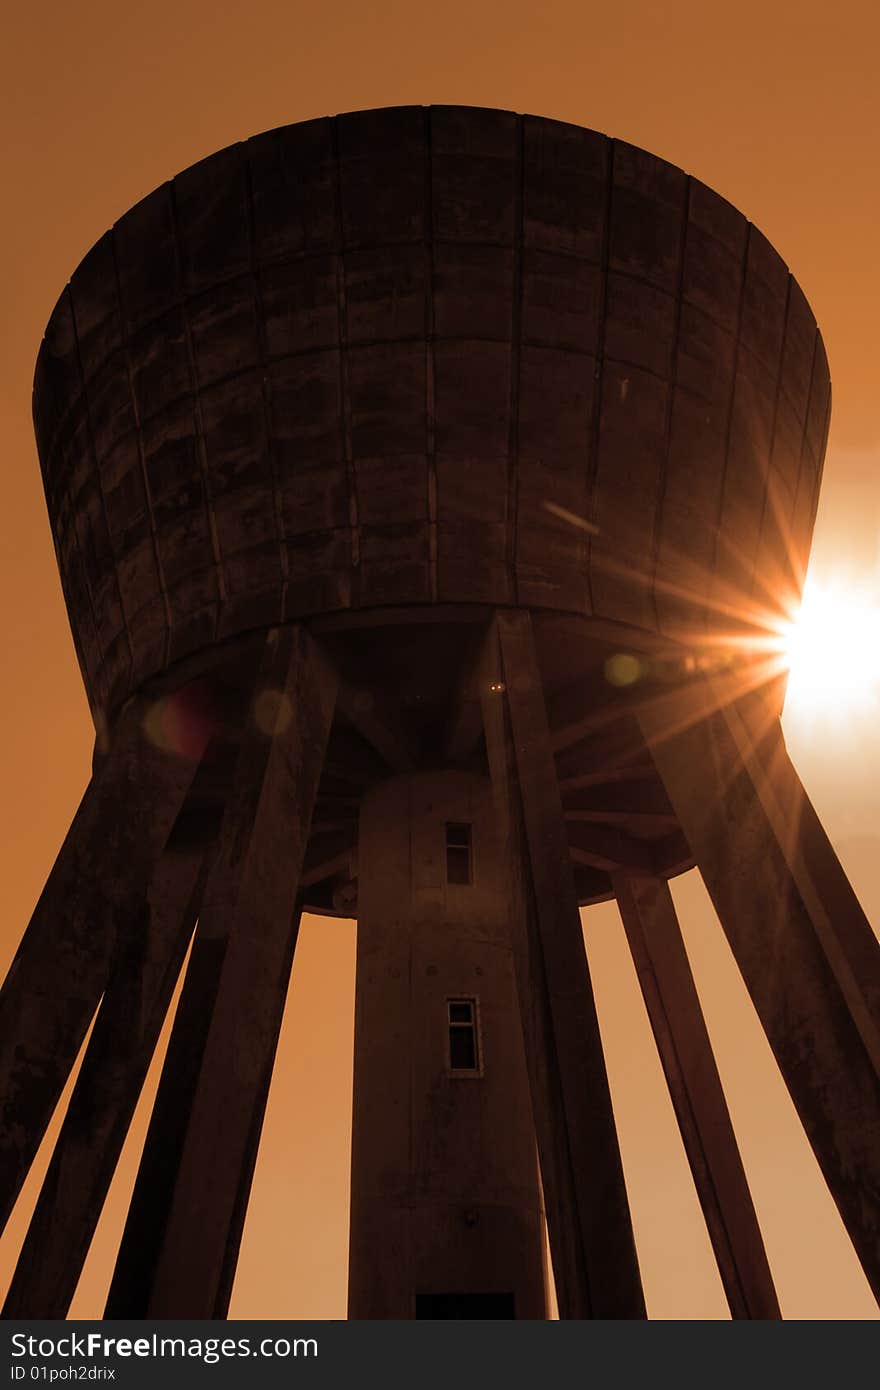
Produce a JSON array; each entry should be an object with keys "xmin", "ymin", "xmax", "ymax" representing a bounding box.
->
[{"xmin": 1, "ymin": 0, "xmax": 878, "ymax": 1319}]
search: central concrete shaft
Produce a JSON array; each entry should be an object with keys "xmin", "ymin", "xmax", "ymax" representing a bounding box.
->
[{"xmin": 348, "ymin": 771, "xmax": 547, "ymax": 1318}]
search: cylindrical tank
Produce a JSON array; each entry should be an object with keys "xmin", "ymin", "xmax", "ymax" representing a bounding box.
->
[
  {"xmin": 34, "ymin": 105, "xmax": 828, "ymax": 727},
  {"xmin": 349, "ymin": 771, "xmax": 547, "ymax": 1319}
]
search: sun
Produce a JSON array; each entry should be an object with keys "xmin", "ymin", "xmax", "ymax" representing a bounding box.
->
[{"xmin": 780, "ymin": 575, "xmax": 880, "ymax": 719}]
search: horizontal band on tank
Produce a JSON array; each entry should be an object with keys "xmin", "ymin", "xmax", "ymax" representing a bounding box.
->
[{"xmin": 38, "ymin": 336, "xmax": 821, "ymax": 488}]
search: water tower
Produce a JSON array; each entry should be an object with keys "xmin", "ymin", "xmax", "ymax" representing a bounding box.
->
[{"xmin": 1, "ymin": 106, "xmax": 878, "ymax": 1320}]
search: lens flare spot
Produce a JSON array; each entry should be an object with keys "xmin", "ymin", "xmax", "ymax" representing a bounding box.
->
[
  {"xmin": 604, "ymin": 652, "xmax": 642, "ymax": 687},
  {"xmin": 253, "ymin": 687, "xmax": 293, "ymax": 736},
  {"xmin": 143, "ymin": 681, "xmax": 217, "ymax": 760}
]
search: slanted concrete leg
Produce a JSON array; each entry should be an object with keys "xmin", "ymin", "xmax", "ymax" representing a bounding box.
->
[
  {"xmin": 718, "ymin": 682, "xmax": 880, "ymax": 1041},
  {"xmin": 481, "ymin": 609, "xmax": 645, "ymax": 1319},
  {"xmin": 103, "ymin": 903, "xmax": 244, "ymax": 1317},
  {"xmin": 614, "ymin": 872, "xmax": 780, "ymax": 1319},
  {"xmin": 0, "ymin": 744, "xmax": 235, "ymax": 1318},
  {"xmin": 636, "ymin": 680, "xmax": 880, "ymax": 1302},
  {"xmin": 106, "ymin": 625, "xmax": 337, "ymax": 1318},
  {"xmin": 0, "ymin": 691, "xmax": 206, "ymax": 1230}
]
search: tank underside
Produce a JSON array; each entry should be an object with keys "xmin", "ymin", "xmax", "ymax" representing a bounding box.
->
[{"xmin": 135, "ymin": 605, "xmax": 695, "ymax": 912}]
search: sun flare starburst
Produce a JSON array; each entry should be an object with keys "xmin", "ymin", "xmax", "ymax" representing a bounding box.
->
[{"xmin": 779, "ymin": 576, "xmax": 880, "ymax": 719}]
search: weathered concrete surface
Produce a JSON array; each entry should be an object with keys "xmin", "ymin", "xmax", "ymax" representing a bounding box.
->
[
  {"xmin": 482, "ymin": 609, "xmax": 645, "ymax": 1318},
  {"xmin": 614, "ymin": 872, "xmax": 780, "ymax": 1319},
  {"xmin": 349, "ymin": 771, "xmax": 547, "ymax": 1319},
  {"xmin": 636, "ymin": 681, "xmax": 880, "ymax": 1301},
  {"xmin": 0, "ymin": 692, "xmax": 205, "ymax": 1230},
  {"xmin": 34, "ymin": 108, "xmax": 828, "ymax": 721},
  {"xmin": 105, "ymin": 625, "xmax": 337, "ymax": 1317}
]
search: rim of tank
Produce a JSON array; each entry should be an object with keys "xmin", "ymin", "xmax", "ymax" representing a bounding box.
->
[{"xmin": 31, "ymin": 103, "xmax": 829, "ymax": 382}]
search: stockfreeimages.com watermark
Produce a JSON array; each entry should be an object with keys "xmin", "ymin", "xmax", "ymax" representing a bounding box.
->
[{"xmin": 11, "ymin": 1332, "xmax": 316, "ymax": 1376}]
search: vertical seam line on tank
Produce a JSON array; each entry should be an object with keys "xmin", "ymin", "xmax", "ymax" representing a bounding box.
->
[
  {"xmin": 332, "ymin": 117, "xmax": 360, "ymax": 602},
  {"xmin": 790, "ymin": 327, "xmax": 822, "ymax": 584},
  {"xmin": 244, "ymin": 145, "xmax": 290, "ymax": 624},
  {"xmin": 168, "ymin": 178, "xmax": 229, "ymax": 638},
  {"xmin": 424, "ymin": 108, "xmax": 438, "ymax": 602},
  {"xmin": 55, "ymin": 496, "xmax": 100, "ymax": 713},
  {"xmin": 108, "ymin": 227, "xmax": 174, "ymax": 669},
  {"xmin": 748, "ymin": 273, "xmax": 792, "ymax": 606},
  {"xmin": 584, "ymin": 137, "xmax": 615, "ymax": 617},
  {"xmin": 49, "ymin": 302, "xmax": 106, "ymax": 714},
  {"xmin": 68, "ymin": 293, "xmax": 137, "ymax": 692},
  {"xmin": 707, "ymin": 220, "xmax": 751, "ymax": 635},
  {"xmin": 809, "ymin": 359, "xmax": 832, "ymax": 538},
  {"xmin": 506, "ymin": 116, "xmax": 525, "ymax": 606},
  {"xmin": 649, "ymin": 175, "xmax": 691, "ymax": 634}
]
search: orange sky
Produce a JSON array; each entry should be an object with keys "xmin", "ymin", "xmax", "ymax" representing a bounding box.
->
[{"xmin": 1, "ymin": 0, "xmax": 879, "ymax": 1319}]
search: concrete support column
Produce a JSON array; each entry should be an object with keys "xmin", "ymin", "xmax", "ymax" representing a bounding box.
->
[
  {"xmin": 348, "ymin": 771, "xmax": 547, "ymax": 1320},
  {"xmin": 0, "ymin": 689, "xmax": 206, "ymax": 1231},
  {"xmin": 636, "ymin": 678, "xmax": 880, "ymax": 1301},
  {"xmin": 715, "ymin": 681, "xmax": 880, "ymax": 1041},
  {"xmin": 481, "ymin": 609, "xmax": 645, "ymax": 1319},
  {"xmin": 614, "ymin": 872, "xmax": 780, "ymax": 1319},
  {"xmin": 3, "ymin": 834, "xmax": 208, "ymax": 1318},
  {"xmin": 105, "ymin": 625, "xmax": 338, "ymax": 1318}
]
